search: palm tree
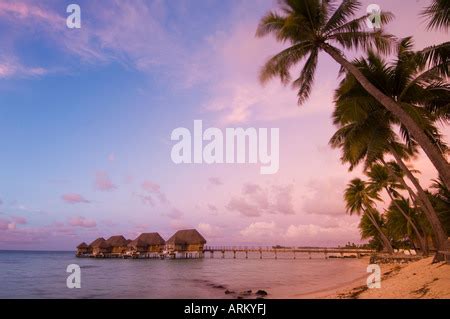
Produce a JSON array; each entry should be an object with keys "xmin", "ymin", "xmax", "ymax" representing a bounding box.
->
[
  {"xmin": 330, "ymin": 42, "xmax": 449, "ymax": 252},
  {"xmin": 385, "ymin": 198, "xmax": 427, "ymax": 250},
  {"xmin": 367, "ymin": 164, "xmax": 428, "ymax": 254},
  {"xmin": 431, "ymin": 177, "xmax": 450, "ymax": 205},
  {"xmin": 359, "ymin": 209, "xmax": 386, "ymax": 251},
  {"xmin": 422, "ymin": 0, "xmax": 450, "ymax": 31},
  {"xmin": 420, "ymin": 0, "xmax": 450, "ymax": 83},
  {"xmin": 344, "ymin": 178, "xmax": 394, "ymax": 253},
  {"xmin": 384, "ymin": 161, "xmax": 433, "ymax": 231},
  {"xmin": 429, "ymin": 178, "xmax": 450, "ymax": 235},
  {"xmin": 257, "ymin": 0, "xmax": 450, "ymax": 189},
  {"xmin": 419, "ymin": 41, "xmax": 450, "ymax": 78}
]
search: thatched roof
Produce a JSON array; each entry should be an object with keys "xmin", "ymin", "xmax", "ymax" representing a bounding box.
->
[
  {"xmin": 128, "ymin": 232, "xmax": 165, "ymax": 247},
  {"xmin": 105, "ymin": 235, "xmax": 128, "ymax": 247},
  {"xmin": 89, "ymin": 237, "xmax": 111, "ymax": 248},
  {"xmin": 166, "ymin": 229, "xmax": 206, "ymax": 245},
  {"xmin": 77, "ymin": 242, "xmax": 88, "ymax": 249}
]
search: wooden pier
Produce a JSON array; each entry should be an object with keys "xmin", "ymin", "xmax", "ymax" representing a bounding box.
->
[{"xmin": 202, "ymin": 246, "xmax": 374, "ymax": 259}]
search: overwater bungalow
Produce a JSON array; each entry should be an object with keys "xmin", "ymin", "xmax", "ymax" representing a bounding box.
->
[
  {"xmin": 105, "ymin": 235, "xmax": 129, "ymax": 256},
  {"xmin": 165, "ymin": 229, "xmax": 207, "ymax": 259},
  {"xmin": 127, "ymin": 232, "xmax": 166, "ymax": 257},
  {"xmin": 89, "ymin": 237, "xmax": 111, "ymax": 256},
  {"xmin": 76, "ymin": 242, "xmax": 89, "ymax": 256}
]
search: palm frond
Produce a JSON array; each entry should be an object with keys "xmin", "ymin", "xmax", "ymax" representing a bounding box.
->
[
  {"xmin": 419, "ymin": 41, "xmax": 450, "ymax": 77},
  {"xmin": 421, "ymin": 0, "xmax": 450, "ymax": 31},
  {"xmin": 329, "ymin": 29, "xmax": 395, "ymax": 54},
  {"xmin": 322, "ymin": 0, "xmax": 361, "ymax": 33},
  {"xmin": 259, "ymin": 42, "xmax": 312, "ymax": 85},
  {"xmin": 292, "ymin": 50, "xmax": 319, "ymax": 104}
]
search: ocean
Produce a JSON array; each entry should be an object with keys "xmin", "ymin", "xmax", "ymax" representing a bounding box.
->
[{"xmin": 0, "ymin": 250, "xmax": 369, "ymax": 298}]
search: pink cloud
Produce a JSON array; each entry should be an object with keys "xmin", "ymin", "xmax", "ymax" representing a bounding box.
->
[
  {"xmin": 270, "ymin": 185, "xmax": 295, "ymax": 215},
  {"xmin": 226, "ymin": 183, "xmax": 294, "ymax": 217},
  {"xmin": 90, "ymin": 1, "xmax": 183, "ymax": 69},
  {"xmin": 239, "ymin": 220, "xmax": 361, "ymax": 246},
  {"xmin": 284, "ymin": 222, "xmax": 360, "ymax": 246},
  {"xmin": 0, "ymin": 1, "xmax": 103, "ymax": 62},
  {"xmin": 61, "ymin": 193, "xmax": 90, "ymax": 204},
  {"xmin": 243, "ymin": 183, "xmax": 270, "ymax": 210},
  {"xmin": 0, "ymin": 1, "xmax": 63, "ymax": 25},
  {"xmin": 207, "ymin": 204, "xmax": 218, "ymax": 214},
  {"xmin": 302, "ymin": 177, "xmax": 347, "ymax": 216},
  {"xmin": 0, "ymin": 221, "xmax": 84, "ymax": 249},
  {"xmin": 68, "ymin": 216, "xmax": 97, "ymax": 228},
  {"xmin": 142, "ymin": 180, "xmax": 161, "ymax": 193},
  {"xmin": 94, "ymin": 171, "xmax": 117, "ymax": 191},
  {"xmin": 11, "ymin": 216, "xmax": 27, "ymax": 225},
  {"xmin": 0, "ymin": 0, "xmax": 187, "ymax": 77},
  {"xmin": 165, "ymin": 208, "xmax": 183, "ymax": 220},
  {"xmin": 137, "ymin": 180, "xmax": 168, "ymax": 206},
  {"xmin": 242, "ymin": 183, "xmax": 261, "ymax": 194},
  {"xmin": 197, "ymin": 223, "xmax": 223, "ymax": 238},
  {"xmin": 226, "ymin": 197, "xmax": 261, "ymax": 217},
  {"xmin": 0, "ymin": 56, "xmax": 47, "ymax": 79},
  {"xmin": 0, "ymin": 216, "xmax": 26, "ymax": 231},
  {"xmin": 240, "ymin": 221, "xmax": 279, "ymax": 239},
  {"xmin": 208, "ymin": 177, "xmax": 223, "ymax": 186}
]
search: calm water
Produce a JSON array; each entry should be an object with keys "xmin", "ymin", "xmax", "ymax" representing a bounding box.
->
[{"xmin": 0, "ymin": 251, "xmax": 369, "ymax": 298}]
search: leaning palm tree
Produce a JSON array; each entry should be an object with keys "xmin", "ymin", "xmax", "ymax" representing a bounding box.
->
[
  {"xmin": 384, "ymin": 160, "xmax": 434, "ymax": 236},
  {"xmin": 359, "ymin": 209, "xmax": 387, "ymax": 251},
  {"xmin": 257, "ymin": 0, "xmax": 450, "ymax": 189},
  {"xmin": 367, "ymin": 164, "xmax": 428, "ymax": 254},
  {"xmin": 344, "ymin": 178, "xmax": 394, "ymax": 253},
  {"xmin": 385, "ymin": 198, "xmax": 426, "ymax": 250},
  {"xmin": 330, "ymin": 42, "xmax": 449, "ymax": 252}
]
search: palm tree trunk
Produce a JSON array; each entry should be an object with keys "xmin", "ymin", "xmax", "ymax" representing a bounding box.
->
[
  {"xmin": 386, "ymin": 165, "xmax": 431, "ymax": 224},
  {"xmin": 381, "ymin": 159, "xmax": 421, "ymax": 206},
  {"xmin": 395, "ymin": 176, "xmax": 433, "ymax": 242},
  {"xmin": 394, "ymin": 174, "xmax": 434, "ymax": 237},
  {"xmin": 322, "ymin": 44, "xmax": 450, "ymax": 191},
  {"xmin": 384, "ymin": 188, "xmax": 428, "ymax": 255},
  {"xmin": 364, "ymin": 209, "xmax": 394, "ymax": 254},
  {"xmin": 381, "ymin": 158, "xmax": 428, "ymax": 248},
  {"xmin": 389, "ymin": 147, "xmax": 449, "ymax": 252}
]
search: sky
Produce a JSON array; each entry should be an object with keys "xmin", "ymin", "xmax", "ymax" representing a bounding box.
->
[{"xmin": 0, "ymin": 0, "xmax": 448, "ymax": 250}]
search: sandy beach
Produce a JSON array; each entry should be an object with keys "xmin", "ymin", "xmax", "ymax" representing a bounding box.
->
[{"xmin": 301, "ymin": 257, "xmax": 450, "ymax": 299}]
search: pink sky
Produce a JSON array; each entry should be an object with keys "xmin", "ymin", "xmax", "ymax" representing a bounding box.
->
[{"xmin": 0, "ymin": 0, "xmax": 448, "ymax": 250}]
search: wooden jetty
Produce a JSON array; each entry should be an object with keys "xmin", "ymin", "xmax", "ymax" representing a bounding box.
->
[
  {"xmin": 202, "ymin": 246, "xmax": 374, "ymax": 259},
  {"xmin": 77, "ymin": 229, "xmax": 375, "ymax": 260}
]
